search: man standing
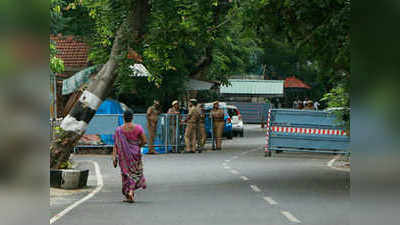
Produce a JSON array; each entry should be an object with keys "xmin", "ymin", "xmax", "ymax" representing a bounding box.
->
[
  {"xmin": 313, "ymin": 100, "xmax": 320, "ymax": 110},
  {"xmin": 297, "ymin": 99, "xmax": 304, "ymax": 109},
  {"xmin": 293, "ymin": 100, "xmax": 298, "ymax": 109},
  {"xmin": 167, "ymin": 100, "xmax": 180, "ymax": 148},
  {"xmin": 211, "ymin": 101, "xmax": 224, "ymax": 150},
  {"xmin": 146, "ymin": 100, "xmax": 161, "ymax": 154},
  {"xmin": 197, "ymin": 103, "xmax": 206, "ymax": 152},
  {"xmin": 184, "ymin": 99, "xmax": 200, "ymax": 153},
  {"xmin": 304, "ymin": 100, "xmax": 314, "ymax": 110}
]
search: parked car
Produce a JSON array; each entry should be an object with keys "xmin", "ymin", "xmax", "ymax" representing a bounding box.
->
[
  {"xmin": 227, "ymin": 105, "xmax": 244, "ymax": 137},
  {"xmin": 202, "ymin": 102, "xmax": 233, "ymax": 139}
]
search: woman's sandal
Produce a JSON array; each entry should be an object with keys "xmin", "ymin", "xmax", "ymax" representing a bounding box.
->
[
  {"xmin": 122, "ymin": 192, "xmax": 135, "ymax": 203},
  {"xmin": 123, "ymin": 199, "xmax": 134, "ymax": 203}
]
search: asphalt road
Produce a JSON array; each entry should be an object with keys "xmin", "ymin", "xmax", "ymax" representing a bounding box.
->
[{"xmin": 51, "ymin": 125, "xmax": 350, "ymax": 225}]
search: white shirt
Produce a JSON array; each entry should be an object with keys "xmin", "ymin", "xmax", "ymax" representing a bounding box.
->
[{"xmin": 314, "ymin": 101, "xmax": 320, "ymax": 110}]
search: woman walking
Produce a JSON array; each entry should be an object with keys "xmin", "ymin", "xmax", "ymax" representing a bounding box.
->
[{"xmin": 113, "ymin": 110, "xmax": 147, "ymax": 203}]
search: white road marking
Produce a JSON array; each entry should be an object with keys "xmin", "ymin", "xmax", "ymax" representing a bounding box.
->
[
  {"xmin": 222, "ymin": 163, "xmax": 227, "ymax": 166},
  {"xmin": 225, "ymin": 159, "xmax": 230, "ymax": 162},
  {"xmin": 224, "ymin": 166, "xmax": 231, "ymax": 169},
  {"xmin": 263, "ymin": 196, "xmax": 278, "ymax": 205},
  {"xmin": 327, "ymin": 156, "xmax": 338, "ymax": 167},
  {"xmin": 281, "ymin": 211, "xmax": 301, "ymax": 223},
  {"xmin": 250, "ymin": 184, "xmax": 261, "ymax": 192},
  {"xmin": 231, "ymin": 169, "xmax": 239, "ymax": 174},
  {"xmin": 327, "ymin": 155, "xmax": 350, "ymax": 172},
  {"xmin": 240, "ymin": 176, "xmax": 249, "ymax": 181},
  {"xmin": 50, "ymin": 160, "xmax": 103, "ymax": 224},
  {"xmin": 232, "ymin": 156, "xmax": 239, "ymax": 159}
]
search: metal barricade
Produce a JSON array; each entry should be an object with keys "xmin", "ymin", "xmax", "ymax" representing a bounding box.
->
[
  {"xmin": 75, "ymin": 114, "xmax": 122, "ymax": 151},
  {"xmin": 265, "ymin": 109, "xmax": 350, "ymax": 157},
  {"xmin": 74, "ymin": 113, "xmax": 216, "ymax": 153}
]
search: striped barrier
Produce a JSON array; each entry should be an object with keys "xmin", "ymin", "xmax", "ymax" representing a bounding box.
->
[
  {"xmin": 270, "ymin": 126, "xmax": 347, "ymax": 136},
  {"xmin": 264, "ymin": 109, "xmax": 272, "ymax": 157},
  {"xmin": 265, "ymin": 109, "xmax": 350, "ymax": 157}
]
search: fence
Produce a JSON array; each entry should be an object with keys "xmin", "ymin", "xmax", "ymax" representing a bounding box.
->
[
  {"xmin": 74, "ymin": 113, "xmax": 216, "ymax": 153},
  {"xmin": 265, "ymin": 109, "xmax": 350, "ymax": 156},
  {"xmin": 226, "ymin": 102, "xmax": 270, "ymax": 124}
]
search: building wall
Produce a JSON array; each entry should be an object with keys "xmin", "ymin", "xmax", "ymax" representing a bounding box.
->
[{"xmin": 224, "ymin": 96, "xmax": 267, "ymax": 103}]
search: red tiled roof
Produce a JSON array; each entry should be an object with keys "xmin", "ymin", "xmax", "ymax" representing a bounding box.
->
[
  {"xmin": 284, "ymin": 76, "xmax": 311, "ymax": 89},
  {"xmin": 50, "ymin": 35, "xmax": 89, "ymax": 68}
]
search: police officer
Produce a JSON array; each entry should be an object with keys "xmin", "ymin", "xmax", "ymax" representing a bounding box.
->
[
  {"xmin": 197, "ymin": 103, "xmax": 206, "ymax": 152},
  {"xmin": 146, "ymin": 100, "xmax": 161, "ymax": 154},
  {"xmin": 167, "ymin": 100, "xmax": 180, "ymax": 148},
  {"xmin": 211, "ymin": 101, "xmax": 224, "ymax": 150},
  {"xmin": 184, "ymin": 99, "xmax": 200, "ymax": 153}
]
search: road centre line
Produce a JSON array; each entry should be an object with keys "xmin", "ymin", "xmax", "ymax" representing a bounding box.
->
[
  {"xmin": 50, "ymin": 160, "xmax": 103, "ymax": 224},
  {"xmin": 240, "ymin": 176, "xmax": 249, "ymax": 181},
  {"xmin": 250, "ymin": 184, "xmax": 261, "ymax": 192},
  {"xmin": 327, "ymin": 155, "xmax": 349, "ymax": 172},
  {"xmin": 327, "ymin": 156, "xmax": 339, "ymax": 167},
  {"xmin": 224, "ymin": 166, "xmax": 231, "ymax": 169},
  {"xmin": 263, "ymin": 196, "xmax": 278, "ymax": 205},
  {"xmin": 231, "ymin": 169, "xmax": 239, "ymax": 174},
  {"xmin": 281, "ymin": 211, "xmax": 302, "ymax": 223}
]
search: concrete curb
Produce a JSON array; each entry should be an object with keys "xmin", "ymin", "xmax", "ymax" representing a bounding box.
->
[{"xmin": 50, "ymin": 160, "xmax": 103, "ymax": 224}]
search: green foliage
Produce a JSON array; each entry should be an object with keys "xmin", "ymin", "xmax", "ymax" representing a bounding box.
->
[
  {"xmin": 51, "ymin": 0, "xmax": 349, "ymax": 117},
  {"xmin": 52, "ymin": 0, "xmax": 262, "ymax": 103},
  {"xmin": 242, "ymin": 0, "xmax": 350, "ymax": 115},
  {"xmin": 50, "ymin": 0, "xmax": 67, "ymax": 74},
  {"xmin": 50, "ymin": 40, "xmax": 64, "ymax": 74},
  {"xmin": 321, "ymin": 83, "xmax": 349, "ymax": 109},
  {"xmin": 321, "ymin": 81, "xmax": 350, "ymax": 131},
  {"xmin": 249, "ymin": 0, "xmax": 350, "ymax": 77},
  {"xmin": 59, "ymin": 160, "xmax": 73, "ymax": 169}
]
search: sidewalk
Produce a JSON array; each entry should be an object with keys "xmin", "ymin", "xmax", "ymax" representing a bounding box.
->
[{"xmin": 50, "ymin": 160, "xmax": 97, "ymax": 218}]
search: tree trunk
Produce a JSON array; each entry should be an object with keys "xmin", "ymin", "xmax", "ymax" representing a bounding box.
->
[
  {"xmin": 50, "ymin": 27, "xmax": 123, "ymax": 169},
  {"xmin": 50, "ymin": 0, "xmax": 151, "ymax": 169}
]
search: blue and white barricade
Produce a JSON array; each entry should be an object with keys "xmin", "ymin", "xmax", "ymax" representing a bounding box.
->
[
  {"xmin": 75, "ymin": 113, "xmax": 214, "ymax": 154},
  {"xmin": 264, "ymin": 109, "xmax": 350, "ymax": 157}
]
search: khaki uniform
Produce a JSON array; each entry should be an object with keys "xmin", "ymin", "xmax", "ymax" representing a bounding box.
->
[
  {"xmin": 184, "ymin": 106, "xmax": 200, "ymax": 152},
  {"xmin": 197, "ymin": 105, "xmax": 206, "ymax": 149},
  {"xmin": 167, "ymin": 107, "xmax": 180, "ymax": 145},
  {"xmin": 211, "ymin": 108, "xmax": 224, "ymax": 150},
  {"xmin": 146, "ymin": 105, "xmax": 160, "ymax": 152},
  {"xmin": 304, "ymin": 101, "xmax": 314, "ymax": 110}
]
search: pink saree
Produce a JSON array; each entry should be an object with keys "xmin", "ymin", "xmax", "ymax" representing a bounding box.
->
[{"xmin": 114, "ymin": 125, "xmax": 147, "ymax": 198}]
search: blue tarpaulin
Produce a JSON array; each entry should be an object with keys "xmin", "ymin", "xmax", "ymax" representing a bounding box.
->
[{"xmin": 95, "ymin": 99, "xmax": 124, "ymax": 145}]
